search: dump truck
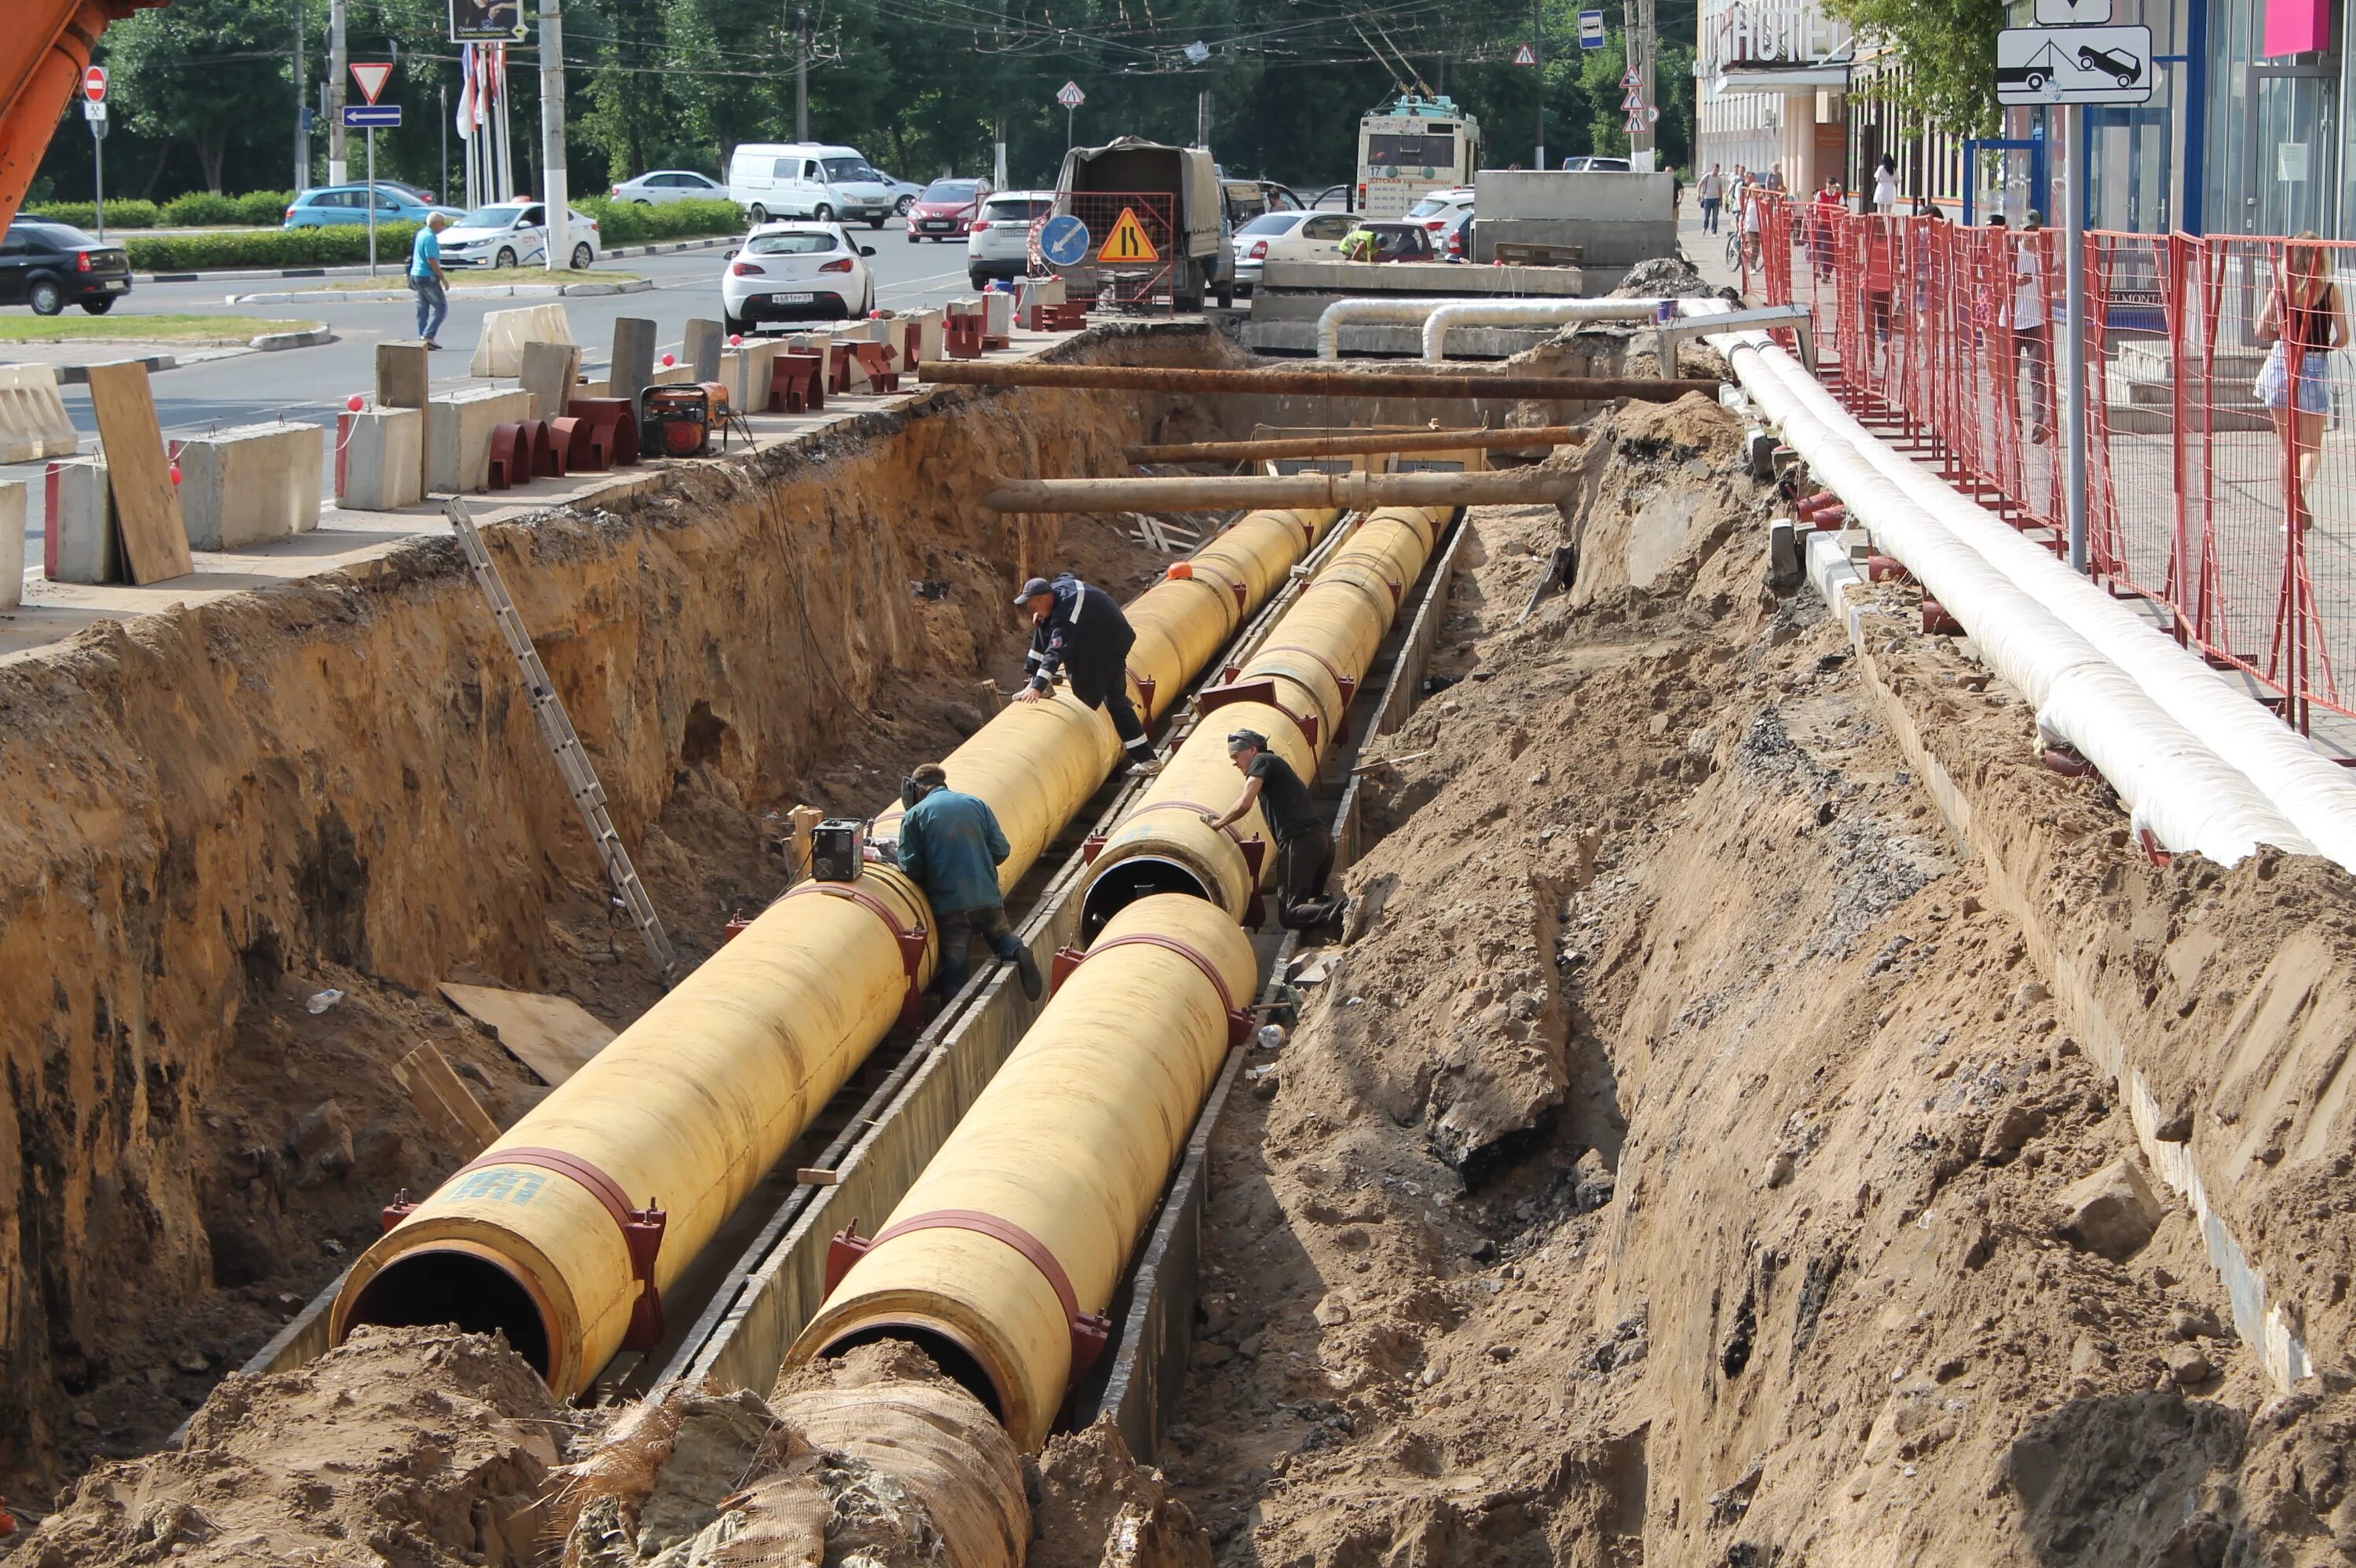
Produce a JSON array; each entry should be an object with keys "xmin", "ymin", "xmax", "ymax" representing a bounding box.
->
[{"xmin": 1053, "ymin": 137, "xmax": 1233, "ymax": 311}]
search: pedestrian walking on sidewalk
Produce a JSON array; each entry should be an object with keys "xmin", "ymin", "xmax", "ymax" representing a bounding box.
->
[
  {"xmin": 1202, "ymin": 729, "xmax": 1339, "ymax": 929},
  {"xmin": 1012, "ymin": 573, "xmax": 1162, "ymax": 776},
  {"xmin": 409, "ymin": 213, "xmax": 452, "ymax": 351},
  {"xmin": 894, "ymin": 763, "xmax": 1044, "ymax": 1000},
  {"xmin": 1872, "ymin": 156, "xmax": 1900, "ymax": 214},
  {"xmin": 1699, "ymin": 163, "xmax": 1725, "ymax": 234},
  {"xmin": 2013, "ymin": 210, "xmax": 2053, "ymax": 445},
  {"xmin": 2255, "ymin": 232, "xmax": 2351, "ymax": 532}
]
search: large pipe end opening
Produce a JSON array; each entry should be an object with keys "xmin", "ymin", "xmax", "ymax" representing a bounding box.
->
[
  {"xmin": 1079, "ymin": 856, "xmax": 1216, "ymax": 943},
  {"xmin": 818, "ymin": 1325, "xmax": 1007, "ymax": 1425},
  {"xmin": 341, "ymin": 1248, "xmax": 555, "ymax": 1383}
]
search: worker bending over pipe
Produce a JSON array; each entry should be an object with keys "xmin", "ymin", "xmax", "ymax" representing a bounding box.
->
[
  {"xmin": 790, "ymin": 507, "xmax": 1452, "ymax": 1448},
  {"xmin": 891, "ymin": 762, "xmax": 1042, "ymax": 1002},
  {"xmin": 1013, "ymin": 572, "xmax": 1161, "ymax": 777},
  {"xmin": 331, "ymin": 506, "xmax": 1340, "ymax": 1398},
  {"xmin": 1202, "ymin": 727, "xmax": 1337, "ymax": 927}
]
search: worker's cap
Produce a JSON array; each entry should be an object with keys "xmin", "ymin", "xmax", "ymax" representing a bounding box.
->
[
  {"xmin": 1013, "ymin": 576, "xmax": 1054, "ymax": 604},
  {"xmin": 910, "ymin": 763, "xmax": 949, "ymax": 786},
  {"xmin": 1225, "ymin": 729, "xmax": 1268, "ymax": 753}
]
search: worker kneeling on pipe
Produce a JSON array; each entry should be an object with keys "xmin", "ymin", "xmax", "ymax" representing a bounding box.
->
[
  {"xmin": 1012, "ymin": 573, "xmax": 1161, "ymax": 777},
  {"xmin": 894, "ymin": 763, "xmax": 1044, "ymax": 1002},
  {"xmin": 1202, "ymin": 729, "xmax": 1339, "ymax": 928}
]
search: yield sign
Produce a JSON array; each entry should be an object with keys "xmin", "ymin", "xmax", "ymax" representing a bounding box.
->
[
  {"xmin": 1099, "ymin": 207, "xmax": 1160, "ymax": 263},
  {"xmin": 350, "ymin": 61, "xmax": 394, "ymax": 104},
  {"xmin": 1511, "ymin": 42, "xmax": 1538, "ymax": 64},
  {"xmin": 82, "ymin": 65, "xmax": 108, "ymax": 102}
]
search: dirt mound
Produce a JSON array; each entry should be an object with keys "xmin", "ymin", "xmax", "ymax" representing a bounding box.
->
[
  {"xmin": 1608, "ymin": 254, "xmax": 1723, "ymax": 299},
  {"xmin": 10, "ymin": 1326, "xmax": 575, "ymax": 1566},
  {"xmin": 1030, "ymin": 1419, "xmax": 1211, "ymax": 1568},
  {"xmin": 1158, "ymin": 397, "xmax": 2356, "ymax": 1566}
]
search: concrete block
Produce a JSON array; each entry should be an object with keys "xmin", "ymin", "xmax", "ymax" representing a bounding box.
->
[
  {"xmin": 177, "ymin": 422, "xmax": 323, "ymax": 549},
  {"xmin": 610, "ymin": 317, "xmax": 658, "ymax": 407},
  {"xmin": 375, "ymin": 342, "xmax": 430, "ymax": 408},
  {"xmin": 44, "ymin": 458, "xmax": 122, "ymax": 584},
  {"xmin": 982, "ymin": 291, "xmax": 1014, "ymax": 338},
  {"xmin": 904, "ymin": 309, "xmax": 943, "ymax": 368},
  {"xmin": 683, "ymin": 317, "xmax": 723, "ymax": 382},
  {"xmin": 428, "ymin": 389, "xmax": 536, "ymax": 493},
  {"xmin": 335, "ymin": 407, "xmax": 425, "ymax": 511},
  {"xmin": 1766, "ymin": 517, "xmax": 1802, "ymax": 589},
  {"xmin": 519, "ymin": 340, "xmax": 582, "ymax": 421},
  {"xmin": 1015, "ymin": 275, "xmax": 1066, "ymax": 330},
  {"xmin": 1476, "ymin": 170, "xmax": 1675, "ymax": 222},
  {"xmin": 0, "ymin": 364, "xmax": 80, "ymax": 464},
  {"xmin": 470, "ymin": 302, "xmax": 576, "ymax": 378},
  {"xmin": 722, "ymin": 338, "xmax": 782, "ymax": 414},
  {"xmin": 0, "ymin": 479, "xmax": 23, "ymax": 609}
]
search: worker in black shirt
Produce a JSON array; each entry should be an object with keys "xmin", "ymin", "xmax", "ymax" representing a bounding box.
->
[
  {"xmin": 1011, "ymin": 573, "xmax": 1161, "ymax": 777},
  {"xmin": 1202, "ymin": 728, "xmax": 1338, "ymax": 928}
]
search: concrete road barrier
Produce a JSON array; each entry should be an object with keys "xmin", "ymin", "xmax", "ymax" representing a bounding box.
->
[
  {"xmin": 429, "ymin": 389, "xmax": 536, "ymax": 492},
  {"xmin": 0, "ymin": 479, "xmax": 24, "ymax": 610},
  {"xmin": 177, "ymin": 422, "xmax": 323, "ymax": 549},
  {"xmin": 335, "ymin": 407, "xmax": 425, "ymax": 511},
  {"xmin": 470, "ymin": 302, "xmax": 576, "ymax": 378},
  {"xmin": 1015, "ymin": 276, "xmax": 1066, "ymax": 331},
  {"xmin": 721, "ymin": 338, "xmax": 782, "ymax": 414},
  {"xmin": 519, "ymin": 340, "xmax": 583, "ymax": 421},
  {"xmin": 904, "ymin": 309, "xmax": 943, "ymax": 370},
  {"xmin": 44, "ymin": 458, "xmax": 121, "ymax": 584},
  {"xmin": 0, "ymin": 364, "xmax": 80, "ymax": 464}
]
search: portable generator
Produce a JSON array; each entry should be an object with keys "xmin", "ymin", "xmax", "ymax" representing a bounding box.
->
[
  {"xmin": 638, "ymin": 384, "xmax": 712, "ymax": 458},
  {"xmin": 809, "ymin": 817, "xmax": 867, "ymax": 882}
]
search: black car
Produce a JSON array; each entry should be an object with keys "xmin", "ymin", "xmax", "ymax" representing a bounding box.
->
[{"xmin": 1, "ymin": 220, "xmax": 134, "ymax": 316}]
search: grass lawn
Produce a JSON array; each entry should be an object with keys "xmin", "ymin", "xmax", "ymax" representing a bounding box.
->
[
  {"xmin": 291, "ymin": 266, "xmax": 647, "ymax": 292},
  {"xmin": 0, "ymin": 314, "xmax": 322, "ymax": 345}
]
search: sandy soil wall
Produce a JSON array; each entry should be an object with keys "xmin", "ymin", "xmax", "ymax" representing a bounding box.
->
[{"xmin": 0, "ymin": 326, "xmax": 1222, "ymax": 1497}]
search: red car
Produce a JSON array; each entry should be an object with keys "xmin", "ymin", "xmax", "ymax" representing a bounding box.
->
[{"xmin": 907, "ymin": 177, "xmax": 992, "ymax": 242}]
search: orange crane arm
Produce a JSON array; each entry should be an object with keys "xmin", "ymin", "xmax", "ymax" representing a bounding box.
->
[{"xmin": 0, "ymin": 0, "xmax": 169, "ymax": 233}]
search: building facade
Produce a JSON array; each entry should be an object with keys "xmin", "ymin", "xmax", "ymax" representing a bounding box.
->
[{"xmin": 1694, "ymin": 0, "xmax": 1854, "ymax": 191}]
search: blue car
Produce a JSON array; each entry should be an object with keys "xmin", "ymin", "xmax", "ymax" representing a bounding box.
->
[{"xmin": 283, "ymin": 184, "xmax": 464, "ymax": 228}]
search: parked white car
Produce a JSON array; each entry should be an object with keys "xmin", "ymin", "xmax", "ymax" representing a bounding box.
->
[
  {"xmin": 966, "ymin": 189, "xmax": 1054, "ymax": 289},
  {"xmin": 726, "ymin": 144, "xmax": 896, "ymax": 228},
  {"xmin": 436, "ymin": 202, "xmax": 602, "ymax": 269},
  {"xmin": 1247, "ymin": 210, "xmax": 1358, "ymax": 273},
  {"xmin": 1403, "ymin": 187, "xmax": 1475, "ymax": 236},
  {"xmin": 722, "ymin": 221, "xmax": 876, "ymax": 333},
  {"xmin": 609, "ymin": 170, "xmax": 726, "ymax": 206}
]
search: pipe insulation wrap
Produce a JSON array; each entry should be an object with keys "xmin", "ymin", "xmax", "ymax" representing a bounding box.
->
[
  {"xmin": 332, "ymin": 506, "xmax": 1344, "ymax": 1395},
  {"xmin": 1421, "ymin": 298, "xmax": 1680, "ymax": 362},
  {"xmin": 790, "ymin": 893, "xmax": 1258, "ymax": 1451},
  {"xmin": 1732, "ymin": 339, "xmax": 2356, "ymax": 875},
  {"xmin": 1707, "ymin": 329, "xmax": 2310, "ymax": 864}
]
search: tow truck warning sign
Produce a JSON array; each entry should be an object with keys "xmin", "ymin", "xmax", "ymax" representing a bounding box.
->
[{"xmin": 1099, "ymin": 207, "xmax": 1160, "ymax": 263}]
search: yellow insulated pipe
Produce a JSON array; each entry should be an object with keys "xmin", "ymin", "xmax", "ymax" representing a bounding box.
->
[
  {"xmin": 789, "ymin": 893, "xmax": 1257, "ymax": 1450},
  {"xmin": 330, "ymin": 508, "xmax": 1339, "ymax": 1398},
  {"xmin": 1077, "ymin": 506, "xmax": 1448, "ymax": 936}
]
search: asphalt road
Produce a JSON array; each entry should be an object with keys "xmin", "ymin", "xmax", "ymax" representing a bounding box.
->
[{"xmin": 3, "ymin": 218, "xmax": 983, "ymax": 549}]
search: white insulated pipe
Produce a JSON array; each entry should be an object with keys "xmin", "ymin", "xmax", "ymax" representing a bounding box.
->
[
  {"xmin": 1728, "ymin": 339, "xmax": 2356, "ymax": 874},
  {"xmin": 1710, "ymin": 329, "xmax": 2311, "ymax": 865},
  {"xmin": 1312, "ymin": 296, "xmax": 1680, "ymax": 362}
]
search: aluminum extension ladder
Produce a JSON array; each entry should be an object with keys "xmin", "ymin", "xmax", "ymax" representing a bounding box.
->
[{"xmin": 444, "ymin": 498, "xmax": 679, "ymax": 984}]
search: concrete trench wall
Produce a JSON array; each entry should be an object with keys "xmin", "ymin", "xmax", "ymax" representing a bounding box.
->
[{"xmin": 0, "ymin": 326, "xmax": 1231, "ymax": 1481}]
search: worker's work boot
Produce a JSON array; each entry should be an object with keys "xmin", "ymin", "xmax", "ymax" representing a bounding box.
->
[
  {"xmin": 1125, "ymin": 755, "xmax": 1162, "ymax": 777},
  {"xmin": 1012, "ymin": 947, "xmax": 1044, "ymax": 1002}
]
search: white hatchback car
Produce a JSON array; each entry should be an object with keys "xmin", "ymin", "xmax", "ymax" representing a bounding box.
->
[
  {"xmin": 1231, "ymin": 210, "xmax": 1318, "ymax": 290},
  {"xmin": 1403, "ymin": 187, "xmax": 1475, "ymax": 238},
  {"xmin": 966, "ymin": 190, "xmax": 1055, "ymax": 289},
  {"xmin": 436, "ymin": 201, "xmax": 602, "ymax": 269},
  {"xmin": 722, "ymin": 221, "xmax": 877, "ymax": 333}
]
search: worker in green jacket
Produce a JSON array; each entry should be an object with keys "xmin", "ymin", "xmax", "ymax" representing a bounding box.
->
[{"xmin": 894, "ymin": 763, "xmax": 1044, "ymax": 1001}]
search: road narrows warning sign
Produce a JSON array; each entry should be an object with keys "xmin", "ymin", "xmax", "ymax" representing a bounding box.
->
[{"xmin": 1099, "ymin": 207, "xmax": 1160, "ymax": 263}]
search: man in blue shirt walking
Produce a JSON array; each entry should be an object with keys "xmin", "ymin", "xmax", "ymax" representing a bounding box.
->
[
  {"xmin": 409, "ymin": 211, "xmax": 452, "ymax": 350},
  {"xmin": 893, "ymin": 763, "xmax": 1043, "ymax": 1001}
]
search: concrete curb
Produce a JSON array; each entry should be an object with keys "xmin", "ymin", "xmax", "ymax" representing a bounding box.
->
[
  {"xmin": 250, "ymin": 327, "xmax": 335, "ymax": 352},
  {"xmin": 57, "ymin": 354, "xmax": 176, "ymax": 383},
  {"xmin": 139, "ymin": 236, "xmax": 737, "ymax": 285},
  {"xmin": 225, "ymin": 276, "xmax": 656, "ymax": 306}
]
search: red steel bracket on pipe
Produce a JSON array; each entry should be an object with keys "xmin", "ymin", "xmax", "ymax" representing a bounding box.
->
[
  {"xmin": 1256, "ymin": 641, "xmax": 1360, "ymax": 743},
  {"xmin": 1049, "ymin": 931, "xmax": 1254, "ymax": 1046},
  {"xmin": 827, "ymin": 1211, "xmax": 1115, "ymax": 1381},
  {"xmin": 781, "ymin": 879, "xmax": 931, "ymax": 1030},
  {"xmin": 1168, "ymin": 557, "xmax": 1249, "ymax": 615},
  {"xmin": 1195, "ymin": 678, "xmax": 1320, "ymax": 753},
  {"xmin": 383, "ymin": 1146, "xmax": 670, "ymax": 1351}
]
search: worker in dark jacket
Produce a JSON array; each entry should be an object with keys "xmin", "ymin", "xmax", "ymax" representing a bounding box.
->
[
  {"xmin": 1010, "ymin": 573, "xmax": 1161, "ymax": 777},
  {"xmin": 1202, "ymin": 729, "xmax": 1340, "ymax": 928},
  {"xmin": 894, "ymin": 763, "xmax": 1043, "ymax": 1000}
]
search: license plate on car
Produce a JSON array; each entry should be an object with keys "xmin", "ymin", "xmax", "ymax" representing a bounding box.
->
[
  {"xmin": 923, "ymin": 221, "xmax": 949, "ymax": 230},
  {"xmin": 778, "ymin": 292, "xmax": 815, "ymax": 304},
  {"xmin": 105, "ymin": 279, "xmax": 128, "ymax": 290}
]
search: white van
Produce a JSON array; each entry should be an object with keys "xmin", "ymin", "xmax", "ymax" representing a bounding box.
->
[{"xmin": 725, "ymin": 144, "xmax": 896, "ymax": 228}]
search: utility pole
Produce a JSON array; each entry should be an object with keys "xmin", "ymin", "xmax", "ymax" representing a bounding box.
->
[
  {"xmin": 540, "ymin": 0, "xmax": 570, "ymax": 273},
  {"xmin": 1628, "ymin": 0, "xmax": 1659, "ymax": 171},
  {"xmin": 328, "ymin": 0, "xmax": 349, "ymax": 185},
  {"xmin": 1197, "ymin": 86, "xmax": 1210, "ymax": 148},
  {"xmin": 795, "ymin": 2, "xmax": 810, "ymax": 141},
  {"xmin": 293, "ymin": 0, "xmax": 309, "ymax": 192},
  {"xmin": 1533, "ymin": 0, "xmax": 1546, "ymax": 167}
]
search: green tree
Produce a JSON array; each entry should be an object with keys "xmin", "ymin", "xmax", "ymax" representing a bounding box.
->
[
  {"xmin": 1820, "ymin": 0, "xmax": 2005, "ymax": 136},
  {"xmin": 101, "ymin": 0, "xmax": 313, "ymax": 192}
]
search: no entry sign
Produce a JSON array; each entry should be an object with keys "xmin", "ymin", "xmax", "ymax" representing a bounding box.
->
[{"xmin": 82, "ymin": 65, "xmax": 108, "ymax": 103}]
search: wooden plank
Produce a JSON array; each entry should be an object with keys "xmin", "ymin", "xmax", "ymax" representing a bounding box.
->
[
  {"xmin": 438, "ymin": 982, "xmax": 617, "ymax": 1085},
  {"xmin": 84, "ymin": 361, "xmax": 192, "ymax": 584},
  {"xmin": 393, "ymin": 1042, "xmax": 503, "ymax": 1153}
]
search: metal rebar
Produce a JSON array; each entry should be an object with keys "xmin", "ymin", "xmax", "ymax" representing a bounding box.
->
[
  {"xmin": 982, "ymin": 470, "xmax": 1577, "ymax": 513},
  {"xmin": 1121, "ymin": 426, "xmax": 1582, "ymax": 464},
  {"xmin": 918, "ymin": 361, "xmax": 1721, "ymax": 403}
]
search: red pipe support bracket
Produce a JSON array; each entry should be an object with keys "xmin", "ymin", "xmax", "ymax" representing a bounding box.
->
[
  {"xmin": 1194, "ymin": 678, "xmax": 1320, "ymax": 753},
  {"xmin": 826, "ymin": 1212, "xmax": 1116, "ymax": 1383},
  {"xmin": 781, "ymin": 879, "xmax": 931, "ymax": 1030}
]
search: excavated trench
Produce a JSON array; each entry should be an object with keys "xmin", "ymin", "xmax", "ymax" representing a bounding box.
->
[{"xmin": 8, "ymin": 320, "xmax": 2356, "ymax": 1568}]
